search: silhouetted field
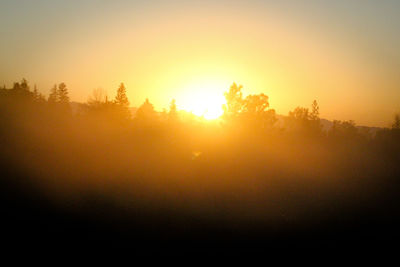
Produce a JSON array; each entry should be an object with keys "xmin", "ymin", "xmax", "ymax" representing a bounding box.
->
[{"xmin": 1, "ymin": 80, "xmax": 400, "ymax": 248}]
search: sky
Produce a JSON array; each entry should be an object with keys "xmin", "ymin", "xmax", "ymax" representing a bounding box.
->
[{"xmin": 1, "ymin": 0, "xmax": 400, "ymax": 126}]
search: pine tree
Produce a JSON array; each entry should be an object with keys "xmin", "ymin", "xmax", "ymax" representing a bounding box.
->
[
  {"xmin": 57, "ymin": 83, "xmax": 69, "ymax": 104},
  {"xmin": 114, "ymin": 83, "xmax": 131, "ymax": 120},
  {"xmin": 33, "ymin": 85, "xmax": 46, "ymax": 102},
  {"xmin": 33, "ymin": 84, "xmax": 39, "ymax": 99},
  {"xmin": 136, "ymin": 98, "xmax": 156, "ymax": 122},
  {"xmin": 309, "ymin": 100, "xmax": 322, "ymax": 135},
  {"xmin": 310, "ymin": 100, "xmax": 320, "ymax": 121},
  {"xmin": 115, "ymin": 83, "xmax": 129, "ymax": 107},
  {"xmin": 48, "ymin": 84, "xmax": 58, "ymax": 103}
]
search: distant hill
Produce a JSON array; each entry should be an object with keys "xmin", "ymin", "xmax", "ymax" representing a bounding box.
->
[{"xmin": 276, "ymin": 114, "xmax": 382, "ymax": 136}]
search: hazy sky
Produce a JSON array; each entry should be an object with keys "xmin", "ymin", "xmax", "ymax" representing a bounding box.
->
[{"xmin": 1, "ymin": 0, "xmax": 400, "ymax": 126}]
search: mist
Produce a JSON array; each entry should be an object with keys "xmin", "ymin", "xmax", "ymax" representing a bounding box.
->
[{"xmin": 1, "ymin": 80, "xmax": 399, "ymax": 247}]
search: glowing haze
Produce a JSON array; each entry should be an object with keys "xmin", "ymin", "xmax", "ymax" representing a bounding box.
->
[{"xmin": 1, "ymin": 0, "xmax": 400, "ymax": 126}]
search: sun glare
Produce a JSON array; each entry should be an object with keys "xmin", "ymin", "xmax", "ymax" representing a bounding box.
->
[{"xmin": 177, "ymin": 81, "xmax": 226, "ymax": 120}]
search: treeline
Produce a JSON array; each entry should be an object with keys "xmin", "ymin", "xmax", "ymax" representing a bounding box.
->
[
  {"xmin": 1, "ymin": 78, "xmax": 400, "ymax": 165},
  {"xmin": 2, "ymin": 78, "xmax": 399, "ymax": 141},
  {"xmin": 1, "ymin": 78, "xmax": 400, "ymax": 166}
]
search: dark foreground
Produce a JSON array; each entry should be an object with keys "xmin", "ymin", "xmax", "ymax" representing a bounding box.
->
[{"xmin": 2, "ymin": 155, "xmax": 399, "ymax": 249}]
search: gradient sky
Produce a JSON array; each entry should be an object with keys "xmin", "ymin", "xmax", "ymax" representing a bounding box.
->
[{"xmin": 1, "ymin": 0, "xmax": 400, "ymax": 126}]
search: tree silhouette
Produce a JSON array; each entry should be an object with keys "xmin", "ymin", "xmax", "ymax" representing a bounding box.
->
[
  {"xmin": 286, "ymin": 106, "xmax": 309, "ymax": 133},
  {"xmin": 309, "ymin": 100, "xmax": 322, "ymax": 135},
  {"xmin": 48, "ymin": 84, "xmax": 58, "ymax": 103},
  {"xmin": 286, "ymin": 100, "xmax": 322, "ymax": 136},
  {"xmin": 329, "ymin": 120, "xmax": 358, "ymax": 139},
  {"xmin": 33, "ymin": 85, "xmax": 39, "ymax": 98},
  {"xmin": 88, "ymin": 88, "xmax": 108, "ymax": 107},
  {"xmin": 85, "ymin": 88, "xmax": 121, "ymax": 122},
  {"xmin": 135, "ymin": 98, "xmax": 157, "ymax": 123},
  {"xmin": 13, "ymin": 82, "xmax": 21, "ymax": 91},
  {"xmin": 289, "ymin": 107, "xmax": 309, "ymax": 121},
  {"xmin": 20, "ymin": 78, "xmax": 30, "ymax": 91},
  {"xmin": 243, "ymin": 94, "xmax": 269, "ymax": 115},
  {"xmin": 115, "ymin": 83, "xmax": 129, "ymax": 107},
  {"xmin": 392, "ymin": 114, "xmax": 400, "ymax": 130},
  {"xmin": 223, "ymin": 83, "xmax": 276, "ymax": 129},
  {"xmin": 223, "ymin": 83, "xmax": 244, "ymax": 119},
  {"xmin": 114, "ymin": 83, "xmax": 131, "ymax": 120},
  {"xmin": 243, "ymin": 93, "xmax": 276, "ymax": 128},
  {"xmin": 57, "ymin": 83, "xmax": 69, "ymax": 104},
  {"xmin": 8, "ymin": 79, "xmax": 33, "ymax": 98},
  {"xmin": 32, "ymin": 85, "xmax": 46, "ymax": 102},
  {"xmin": 310, "ymin": 100, "xmax": 320, "ymax": 121}
]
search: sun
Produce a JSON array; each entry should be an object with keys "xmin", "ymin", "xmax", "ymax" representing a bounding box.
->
[
  {"xmin": 188, "ymin": 93, "xmax": 225, "ymax": 120},
  {"xmin": 177, "ymin": 81, "xmax": 226, "ymax": 120}
]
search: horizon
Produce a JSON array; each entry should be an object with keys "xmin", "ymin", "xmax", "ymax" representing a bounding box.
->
[{"xmin": 1, "ymin": 79, "xmax": 394, "ymax": 128}]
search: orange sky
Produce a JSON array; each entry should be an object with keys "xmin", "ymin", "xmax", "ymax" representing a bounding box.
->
[{"xmin": 1, "ymin": 1, "xmax": 400, "ymax": 126}]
